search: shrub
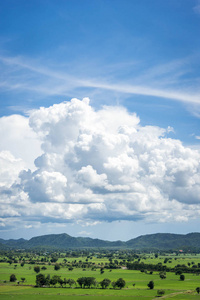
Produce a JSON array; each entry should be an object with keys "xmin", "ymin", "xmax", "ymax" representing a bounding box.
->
[{"xmin": 157, "ymin": 289, "xmax": 165, "ymax": 297}]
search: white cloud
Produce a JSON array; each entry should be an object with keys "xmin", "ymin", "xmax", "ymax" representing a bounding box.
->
[
  {"xmin": 0, "ymin": 151, "xmax": 25, "ymax": 187},
  {"xmin": 1, "ymin": 98, "xmax": 200, "ymax": 231},
  {"xmin": 0, "ymin": 114, "xmax": 42, "ymax": 170}
]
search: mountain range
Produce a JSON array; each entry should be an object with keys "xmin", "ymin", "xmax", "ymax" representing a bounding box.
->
[{"xmin": 0, "ymin": 232, "xmax": 200, "ymax": 250}]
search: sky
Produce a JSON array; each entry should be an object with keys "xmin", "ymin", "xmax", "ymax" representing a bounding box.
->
[{"xmin": 0, "ymin": 0, "xmax": 200, "ymax": 241}]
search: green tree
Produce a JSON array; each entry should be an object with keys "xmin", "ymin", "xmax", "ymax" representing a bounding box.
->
[
  {"xmin": 10, "ymin": 274, "xmax": 17, "ymax": 282},
  {"xmin": 159, "ymin": 272, "xmax": 166, "ymax": 279},
  {"xmin": 66, "ymin": 278, "xmax": 76, "ymax": 287},
  {"xmin": 175, "ymin": 270, "xmax": 182, "ymax": 275},
  {"xmin": 112, "ymin": 281, "xmax": 117, "ymax": 289},
  {"xmin": 58, "ymin": 277, "xmax": 64, "ymax": 287},
  {"xmin": 34, "ymin": 266, "xmax": 40, "ymax": 274},
  {"xmin": 77, "ymin": 277, "xmax": 96, "ymax": 288},
  {"xmin": 180, "ymin": 274, "xmax": 185, "ymax": 281},
  {"xmin": 36, "ymin": 274, "xmax": 46, "ymax": 287},
  {"xmin": 100, "ymin": 278, "xmax": 111, "ymax": 289},
  {"xmin": 54, "ymin": 263, "xmax": 60, "ymax": 271},
  {"xmin": 85, "ymin": 277, "xmax": 96, "ymax": 288},
  {"xmin": 50, "ymin": 275, "xmax": 60, "ymax": 287},
  {"xmin": 77, "ymin": 277, "xmax": 86, "ymax": 288},
  {"xmin": 115, "ymin": 278, "xmax": 126, "ymax": 289},
  {"xmin": 147, "ymin": 280, "xmax": 154, "ymax": 289}
]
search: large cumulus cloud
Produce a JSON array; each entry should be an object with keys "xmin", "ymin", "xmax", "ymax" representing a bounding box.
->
[{"xmin": 1, "ymin": 97, "xmax": 200, "ymax": 231}]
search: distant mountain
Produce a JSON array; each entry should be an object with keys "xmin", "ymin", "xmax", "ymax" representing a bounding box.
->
[
  {"xmin": 126, "ymin": 233, "xmax": 200, "ymax": 249},
  {"xmin": 0, "ymin": 232, "xmax": 200, "ymax": 250},
  {"xmin": 0, "ymin": 238, "xmax": 27, "ymax": 248}
]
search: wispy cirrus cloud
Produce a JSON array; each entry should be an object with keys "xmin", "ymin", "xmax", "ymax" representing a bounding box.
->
[{"xmin": 0, "ymin": 54, "xmax": 200, "ymax": 109}]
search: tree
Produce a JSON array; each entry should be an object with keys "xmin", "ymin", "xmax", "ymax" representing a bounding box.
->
[
  {"xmin": 196, "ymin": 287, "xmax": 200, "ymax": 294},
  {"xmin": 10, "ymin": 274, "xmax": 17, "ymax": 282},
  {"xmin": 159, "ymin": 272, "xmax": 166, "ymax": 279},
  {"xmin": 50, "ymin": 275, "xmax": 60, "ymax": 287},
  {"xmin": 57, "ymin": 277, "xmax": 64, "ymax": 287},
  {"xmin": 180, "ymin": 274, "xmax": 185, "ymax": 281},
  {"xmin": 66, "ymin": 278, "xmax": 76, "ymax": 287},
  {"xmin": 85, "ymin": 277, "xmax": 96, "ymax": 288},
  {"xmin": 34, "ymin": 266, "xmax": 40, "ymax": 274},
  {"xmin": 157, "ymin": 289, "xmax": 165, "ymax": 297},
  {"xmin": 147, "ymin": 280, "xmax": 154, "ymax": 289},
  {"xmin": 77, "ymin": 277, "xmax": 86, "ymax": 288},
  {"xmin": 115, "ymin": 278, "xmax": 126, "ymax": 289},
  {"xmin": 77, "ymin": 277, "xmax": 96, "ymax": 288},
  {"xmin": 54, "ymin": 263, "xmax": 60, "ymax": 271},
  {"xmin": 112, "ymin": 281, "xmax": 117, "ymax": 289},
  {"xmin": 36, "ymin": 274, "xmax": 46, "ymax": 287},
  {"xmin": 45, "ymin": 274, "xmax": 50, "ymax": 287},
  {"xmin": 100, "ymin": 278, "xmax": 111, "ymax": 289}
]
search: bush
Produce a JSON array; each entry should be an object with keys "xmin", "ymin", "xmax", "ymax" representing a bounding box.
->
[{"xmin": 157, "ymin": 289, "xmax": 165, "ymax": 297}]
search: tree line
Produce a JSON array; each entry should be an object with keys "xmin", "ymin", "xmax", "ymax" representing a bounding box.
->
[{"xmin": 35, "ymin": 273, "xmax": 126, "ymax": 289}]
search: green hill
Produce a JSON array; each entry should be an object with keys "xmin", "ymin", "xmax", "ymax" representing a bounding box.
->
[
  {"xmin": 0, "ymin": 232, "xmax": 200, "ymax": 250},
  {"xmin": 126, "ymin": 232, "xmax": 200, "ymax": 249}
]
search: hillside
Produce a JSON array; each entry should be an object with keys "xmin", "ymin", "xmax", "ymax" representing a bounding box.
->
[
  {"xmin": 0, "ymin": 232, "xmax": 200, "ymax": 250},
  {"xmin": 126, "ymin": 232, "xmax": 200, "ymax": 249}
]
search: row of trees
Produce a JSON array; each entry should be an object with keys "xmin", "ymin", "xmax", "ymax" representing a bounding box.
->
[
  {"xmin": 126, "ymin": 261, "xmax": 200, "ymax": 274},
  {"xmin": 35, "ymin": 274, "xmax": 126, "ymax": 289}
]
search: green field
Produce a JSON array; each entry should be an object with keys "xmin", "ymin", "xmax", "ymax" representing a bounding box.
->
[{"xmin": 1, "ymin": 252, "xmax": 200, "ymax": 299}]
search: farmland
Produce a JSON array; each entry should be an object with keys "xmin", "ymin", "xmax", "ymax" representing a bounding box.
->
[{"xmin": 0, "ymin": 250, "xmax": 200, "ymax": 299}]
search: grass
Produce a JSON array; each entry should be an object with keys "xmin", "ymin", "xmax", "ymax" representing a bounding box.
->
[{"xmin": 1, "ymin": 253, "xmax": 200, "ymax": 299}]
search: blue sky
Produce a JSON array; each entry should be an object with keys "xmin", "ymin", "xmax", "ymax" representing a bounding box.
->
[{"xmin": 0, "ymin": 0, "xmax": 200, "ymax": 241}]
